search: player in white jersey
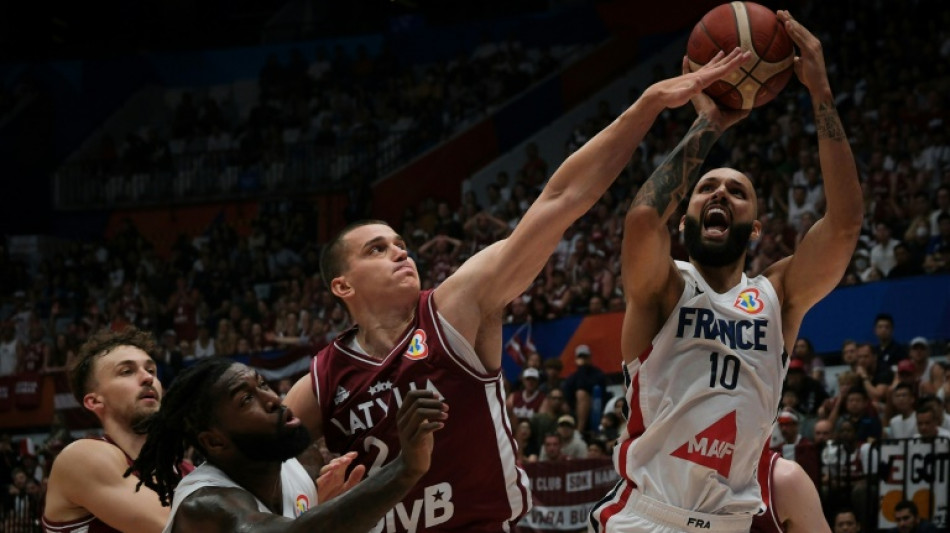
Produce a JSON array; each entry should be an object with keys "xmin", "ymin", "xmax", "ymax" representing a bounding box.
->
[{"xmin": 591, "ymin": 11, "xmax": 863, "ymax": 533}]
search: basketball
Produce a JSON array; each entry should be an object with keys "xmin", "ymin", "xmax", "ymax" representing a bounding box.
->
[{"xmin": 687, "ymin": 2, "xmax": 795, "ymax": 110}]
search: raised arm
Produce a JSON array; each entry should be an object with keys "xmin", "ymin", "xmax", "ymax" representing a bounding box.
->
[
  {"xmin": 619, "ymin": 56, "xmax": 749, "ymax": 363},
  {"xmin": 765, "ymin": 11, "xmax": 863, "ymax": 345},
  {"xmin": 435, "ymin": 49, "xmax": 752, "ymax": 364}
]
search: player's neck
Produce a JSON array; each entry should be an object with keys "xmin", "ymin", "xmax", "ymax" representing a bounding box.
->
[
  {"xmin": 353, "ymin": 304, "xmax": 417, "ymax": 359},
  {"xmin": 690, "ymin": 259, "xmax": 745, "ymax": 293},
  {"xmin": 222, "ymin": 460, "xmax": 284, "ymax": 514},
  {"xmin": 101, "ymin": 420, "xmax": 147, "ymax": 458}
]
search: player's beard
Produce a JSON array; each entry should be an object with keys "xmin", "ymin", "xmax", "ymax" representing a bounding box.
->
[
  {"xmin": 683, "ymin": 216, "xmax": 753, "ymax": 268},
  {"xmin": 230, "ymin": 410, "xmax": 312, "ymax": 462},
  {"xmin": 130, "ymin": 410, "xmax": 158, "ymax": 435}
]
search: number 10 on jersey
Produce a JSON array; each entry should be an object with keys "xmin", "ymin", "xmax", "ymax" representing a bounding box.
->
[{"xmin": 708, "ymin": 352, "xmax": 740, "ymax": 390}]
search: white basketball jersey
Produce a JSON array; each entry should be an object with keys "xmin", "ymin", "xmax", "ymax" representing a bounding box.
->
[
  {"xmin": 614, "ymin": 261, "xmax": 786, "ymax": 515},
  {"xmin": 163, "ymin": 458, "xmax": 317, "ymax": 533}
]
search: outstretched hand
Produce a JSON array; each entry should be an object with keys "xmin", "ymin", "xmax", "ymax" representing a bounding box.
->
[
  {"xmin": 678, "ymin": 53, "xmax": 750, "ymax": 131},
  {"xmin": 777, "ymin": 10, "xmax": 830, "ymax": 95},
  {"xmin": 645, "ymin": 47, "xmax": 750, "ymax": 113},
  {"xmin": 315, "ymin": 451, "xmax": 365, "ymax": 502},
  {"xmin": 396, "ymin": 389, "xmax": 448, "ymax": 479}
]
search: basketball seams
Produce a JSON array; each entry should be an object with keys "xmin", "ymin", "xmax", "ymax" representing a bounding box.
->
[{"xmin": 688, "ymin": 1, "xmax": 792, "ymax": 109}]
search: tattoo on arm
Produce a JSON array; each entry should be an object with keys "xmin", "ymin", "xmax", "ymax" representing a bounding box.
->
[
  {"xmin": 814, "ymin": 101, "xmax": 846, "ymax": 141},
  {"xmin": 633, "ymin": 115, "xmax": 721, "ymax": 218}
]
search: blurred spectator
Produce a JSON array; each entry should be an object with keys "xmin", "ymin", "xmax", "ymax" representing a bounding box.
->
[
  {"xmin": 539, "ymin": 415, "xmax": 586, "ymax": 461},
  {"xmin": 0, "ymin": 322, "xmax": 20, "ymax": 377},
  {"xmin": 793, "ymin": 337, "xmax": 825, "ymax": 385},
  {"xmin": 886, "ymin": 383, "xmax": 918, "ymax": 439},
  {"xmin": 913, "ymin": 404, "xmax": 950, "ymax": 439},
  {"xmin": 538, "ymin": 357, "xmax": 563, "ymax": 395},
  {"xmin": 854, "ymin": 342, "xmax": 893, "ymax": 404},
  {"xmin": 930, "ymin": 186, "xmax": 950, "ymax": 235},
  {"xmin": 832, "ymin": 508, "xmax": 863, "ymax": 533},
  {"xmin": 905, "ymin": 337, "xmax": 942, "ymax": 396},
  {"xmin": 813, "ymin": 419, "xmax": 833, "ymax": 452},
  {"xmin": 784, "ymin": 358, "xmax": 828, "ymax": 418},
  {"xmin": 18, "ymin": 322, "xmax": 49, "ymax": 374},
  {"xmin": 507, "ymin": 367, "xmax": 545, "ymax": 420},
  {"xmin": 873, "ymin": 313, "xmax": 907, "ymax": 368},
  {"xmin": 924, "ymin": 212, "xmax": 950, "ymax": 273},
  {"xmin": 832, "ymin": 387, "xmax": 883, "ymax": 443},
  {"xmin": 587, "ymin": 439, "xmax": 609, "ymax": 459},
  {"xmin": 887, "ymin": 242, "xmax": 925, "ymax": 279},
  {"xmin": 562, "ymin": 344, "xmax": 606, "ymax": 434},
  {"xmin": 885, "ymin": 500, "xmax": 940, "ymax": 533},
  {"xmin": 514, "ymin": 419, "xmax": 538, "ymax": 464},
  {"xmin": 190, "ymin": 324, "xmax": 215, "ymax": 360},
  {"xmin": 539, "ymin": 433, "xmax": 566, "ymax": 462},
  {"xmin": 869, "ymin": 222, "xmax": 900, "ymax": 278}
]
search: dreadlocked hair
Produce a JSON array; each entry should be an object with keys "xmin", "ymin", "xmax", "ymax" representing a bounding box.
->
[{"xmin": 127, "ymin": 357, "xmax": 236, "ymax": 506}]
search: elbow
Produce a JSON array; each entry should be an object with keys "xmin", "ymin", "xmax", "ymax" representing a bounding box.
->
[{"xmin": 625, "ymin": 205, "xmax": 663, "ymax": 232}]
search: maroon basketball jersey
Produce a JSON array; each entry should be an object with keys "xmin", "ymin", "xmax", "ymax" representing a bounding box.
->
[
  {"xmin": 312, "ymin": 290, "xmax": 531, "ymax": 532},
  {"xmin": 42, "ymin": 436, "xmax": 195, "ymax": 533},
  {"xmin": 42, "ymin": 436, "xmax": 133, "ymax": 533},
  {"xmin": 750, "ymin": 449, "xmax": 784, "ymax": 533},
  {"xmin": 510, "ymin": 389, "xmax": 545, "ymax": 420}
]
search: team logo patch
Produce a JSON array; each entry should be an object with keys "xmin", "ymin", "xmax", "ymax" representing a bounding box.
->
[
  {"xmin": 670, "ymin": 410, "xmax": 737, "ymax": 478},
  {"xmin": 404, "ymin": 329, "xmax": 429, "ymax": 360},
  {"xmin": 734, "ymin": 288, "xmax": 764, "ymax": 315},
  {"xmin": 295, "ymin": 494, "xmax": 310, "ymax": 516}
]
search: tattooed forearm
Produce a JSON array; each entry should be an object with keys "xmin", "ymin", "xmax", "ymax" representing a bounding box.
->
[
  {"xmin": 815, "ymin": 101, "xmax": 846, "ymax": 141},
  {"xmin": 632, "ymin": 115, "xmax": 721, "ymax": 217}
]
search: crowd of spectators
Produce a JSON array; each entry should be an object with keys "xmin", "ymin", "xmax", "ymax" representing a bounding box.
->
[
  {"xmin": 67, "ymin": 34, "xmax": 568, "ymax": 205},
  {"xmin": 2, "ymin": 0, "xmax": 950, "ymax": 530}
]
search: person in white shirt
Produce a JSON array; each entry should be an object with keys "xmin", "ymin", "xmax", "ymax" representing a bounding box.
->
[
  {"xmin": 869, "ymin": 222, "xmax": 900, "ymax": 277},
  {"xmin": 887, "ymin": 383, "xmax": 917, "ymax": 439},
  {"xmin": 914, "ymin": 404, "xmax": 950, "ymax": 439}
]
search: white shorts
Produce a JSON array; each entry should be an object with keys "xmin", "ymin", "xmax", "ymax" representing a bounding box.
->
[{"xmin": 589, "ymin": 482, "xmax": 753, "ymax": 533}]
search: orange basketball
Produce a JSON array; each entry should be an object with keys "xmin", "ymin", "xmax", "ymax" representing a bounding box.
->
[{"xmin": 687, "ymin": 2, "xmax": 795, "ymax": 110}]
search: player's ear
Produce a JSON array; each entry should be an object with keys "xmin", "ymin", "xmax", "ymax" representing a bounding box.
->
[
  {"xmin": 331, "ymin": 276, "xmax": 352, "ymax": 299},
  {"xmin": 750, "ymin": 220, "xmax": 763, "ymax": 242},
  {"xmin": 197, "ymin": 428, "xmax": 228, "ymax": 455},
  {"xmin": 83, "ymin": 392, "xmax": 103, "ymax": 414}
]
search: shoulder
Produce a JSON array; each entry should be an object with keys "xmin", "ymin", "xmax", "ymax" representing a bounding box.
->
[{"xmin": 53, "ymin": 439, "xmax": 126, "ymax": 475}]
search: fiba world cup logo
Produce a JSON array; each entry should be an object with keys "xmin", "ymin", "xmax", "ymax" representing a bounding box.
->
[{"xmin": 404, "ymin": 329, "xmax": 429, "ymax": 360}]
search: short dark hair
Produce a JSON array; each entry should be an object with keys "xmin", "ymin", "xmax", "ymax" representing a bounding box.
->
[
  {"xmin": 69, "ymin": 327, "xmax": 160, "ymax": 406},
  {"xmin": 319, "ymin": 219, "xmax": 389, "ymax": 290},
  {"xmin": 833, "ymin": 507, "xmax": 859, "ymax": 522},
  {"xmin": 893, "ymin": 382, "xmax": 916, "ymax": 397},
  {"xmin": 874, "ymin": 313, "xmax": 894, "ymax": 325},
  {"xmin": 846, "ymin": 386, "xmax": 869, "ymax": 401},
  {"xmin": 895, "ymin": 499, "xmax": 919, "ymax": 516}
]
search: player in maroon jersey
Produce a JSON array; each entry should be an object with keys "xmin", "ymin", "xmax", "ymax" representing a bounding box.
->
[
  {"xmin": 284, "ymin": 48, "xmax": 752, "ymax": 533},
  {"xmin": 43, "ymin": 327, "xmax": 171, "ymax": 533}
]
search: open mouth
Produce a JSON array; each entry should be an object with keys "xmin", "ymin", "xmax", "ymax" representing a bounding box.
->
[
  {"xmin": 280, "ymin": 406, "xmax": 301, "ymax": 429},
  {"xmin": 703, "ymin": 206, "xmax": 731, "ymax": 238}
]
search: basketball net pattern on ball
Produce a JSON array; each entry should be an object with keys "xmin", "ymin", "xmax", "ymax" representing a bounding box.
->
[{"xmin": 688, "ymin": 1, "xmax": 794, "ymax": 110}]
